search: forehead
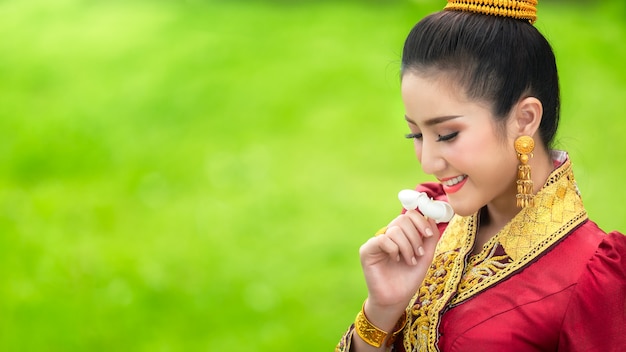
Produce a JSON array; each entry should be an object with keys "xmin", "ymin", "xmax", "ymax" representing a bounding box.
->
[
  {"xmin": 401, "ymin": 71, "xmax": 496, "ymax": 126},
  {"xmin": 401, "ymin": 72, "xmax": 469, "ymax": 114}
]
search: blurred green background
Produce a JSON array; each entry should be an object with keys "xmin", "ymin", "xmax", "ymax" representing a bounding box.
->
[{"xmin": 0, "ymin": 0, "xmax": 624, "ymax": 350}]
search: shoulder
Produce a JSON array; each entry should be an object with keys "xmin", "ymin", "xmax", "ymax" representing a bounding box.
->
[
  {"xmin": 552, "ymin": 221, "xmax": 625, "ymax": 280},
  {"xmin": 578, "ymin": 229, "xmax": 626, "ymax": 285},
  {"xmin": 558, "ymin": 230, "xmax": 626, "ymax": 350},
  {"xmin": 566, "ymin": 221, "xmax": 626, "ymax": 276},
  {"xmin": 554, "ymin": 220, "xmax": 610, "ymax": 256}
]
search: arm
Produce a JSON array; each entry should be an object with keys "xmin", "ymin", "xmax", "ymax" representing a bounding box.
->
[
  {"xmin": 558, "ymin": 232, "xmax": 626, "ymax": 351},
  {"xmin": 336, "ymin": 210, "xmax": 441, "ymax": 352}
]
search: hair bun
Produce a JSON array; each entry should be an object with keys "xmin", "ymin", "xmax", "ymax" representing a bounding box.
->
[{"xmin": 444, "ymin": 0, "xmax": 538, "ymax": 24}]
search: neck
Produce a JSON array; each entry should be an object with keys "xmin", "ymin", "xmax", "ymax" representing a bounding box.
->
[{"xmin": 483, "ymin": 147, "xmax": 555, "ymax": 231}]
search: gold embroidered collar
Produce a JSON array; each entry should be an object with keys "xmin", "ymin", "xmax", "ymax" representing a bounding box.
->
[{"xmin": 403, "ymin": 154, "xmax": 588, "ymax": 352}]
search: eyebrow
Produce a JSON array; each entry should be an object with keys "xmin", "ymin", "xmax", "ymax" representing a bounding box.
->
[{"xmin": 404, "ymin": 115, "xmax": 462, "ymax": 126}]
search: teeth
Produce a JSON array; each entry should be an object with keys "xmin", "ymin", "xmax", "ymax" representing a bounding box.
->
[{"xmin": 442, "ymin": 175, "xmax": 466, "ymax": 186}]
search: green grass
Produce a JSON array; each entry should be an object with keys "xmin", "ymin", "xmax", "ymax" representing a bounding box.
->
[{"xmin": 0, "ymin": 0, "xmax": 624, "ymax": 350}]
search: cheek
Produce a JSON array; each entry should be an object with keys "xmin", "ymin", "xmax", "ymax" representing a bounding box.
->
[
  {"xmin": 473, "ymin": 127, "xmax": 509, "ymax": 153},
  {"xmin": 453, "ymin": 134, "xmax": 514, "ymax": 173},
  {"xmin": 452, "ymin": 136, "xmax": 493, "ymax": 160}
]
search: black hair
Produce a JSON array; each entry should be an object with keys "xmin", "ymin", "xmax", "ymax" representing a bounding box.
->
[{"xmin": 401, "ymin": 11, "xmax": 560, "ymax": 149}]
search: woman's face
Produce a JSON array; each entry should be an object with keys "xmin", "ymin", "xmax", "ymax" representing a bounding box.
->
[{"xmin": 401, "ymin": 71, "xmax": 519, "ymax": 217}]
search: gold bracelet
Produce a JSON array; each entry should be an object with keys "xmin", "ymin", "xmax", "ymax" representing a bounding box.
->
[
  {"xmin": 354, "ymin": 303, "xmax": 408, "ymax": 348},
  {"xmin": 355, "ymin": 308, "xmax": 386, "ymax": 348},
  {"xmin": 388, "ymin": 311, "xmax": 408, "ymax": 347}
]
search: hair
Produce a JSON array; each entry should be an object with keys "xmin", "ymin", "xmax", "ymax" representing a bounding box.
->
[{"xmin": 401, "ymin": 11, "xmax": 560, "ymax": 149}]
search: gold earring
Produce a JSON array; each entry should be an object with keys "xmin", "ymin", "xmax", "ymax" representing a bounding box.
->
[{"xmin": 515, "ymin": 136, "xmax": 534, "ymax": 208}]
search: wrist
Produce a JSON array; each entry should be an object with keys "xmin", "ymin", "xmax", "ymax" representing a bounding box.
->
[
  {"xmin": 363, "ymin": 299, "xmax": 408, "ymax": 326},
  {"xmin": 355, "ymin": 300, "xmax": 408, "ymax": 348}
]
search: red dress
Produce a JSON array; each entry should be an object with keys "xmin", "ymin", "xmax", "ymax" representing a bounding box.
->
[
  {"xmin": 436, "ymin": 225, "xmax": 625, "ymax": 352},
  {"xmin": 336, "ymin": 155, "xmax": 626, "ymax": 352}
]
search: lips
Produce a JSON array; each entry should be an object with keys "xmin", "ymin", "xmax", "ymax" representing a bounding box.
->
[{"xmin": 440, "ymin": 175, "xmax": 468, "ymax": 194}]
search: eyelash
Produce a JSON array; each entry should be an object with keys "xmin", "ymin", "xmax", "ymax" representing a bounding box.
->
[
  {"xmin": 437, "ymin": 132, "xmax": 458, "ymax": 142},
  {"xmin": 405, "ymin": 133, "xmax": 422, "ymax": 140},
  {"xmin": 404, "ymin": 132, "xmax": 459, "ymax": 142}
]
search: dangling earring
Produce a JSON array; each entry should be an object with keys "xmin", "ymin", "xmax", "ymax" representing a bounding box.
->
[{"xmin": 515, "ymin": 136, "xmax": 534, "ymax": 208}]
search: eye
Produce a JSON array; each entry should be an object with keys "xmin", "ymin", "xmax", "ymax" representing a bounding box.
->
[
  {"xmin": 405, "ymin": 133, "xmax": 423, "ymax": 140},
  {"xmin": 436, "ymin": 132, "xmax": 458, "ymax": 142}
]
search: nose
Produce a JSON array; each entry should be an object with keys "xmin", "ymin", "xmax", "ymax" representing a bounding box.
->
[{"xmin": 416, "ymin": 139, "xmax": 445, "ymax": 175}]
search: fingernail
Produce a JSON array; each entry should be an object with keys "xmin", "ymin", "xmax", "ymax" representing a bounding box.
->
[
  {"xmin": 411, "ymin": 257, "xmax": 418, "ymax": 265},
  {"xmin": 417, "ymin": 247, "xmax": 425, "ymax": 256},
  {"xmin": 397, "ymin": 255, "xmax": 401, "ymax": 262},
  {"xmin": 425, "ymin": 228, "xmax": 434, "ymax": 237}
]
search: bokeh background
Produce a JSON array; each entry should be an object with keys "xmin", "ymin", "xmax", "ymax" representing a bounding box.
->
[{"xmin": 1, "ymin": 0, "xmax": 625, "ymax": 350}]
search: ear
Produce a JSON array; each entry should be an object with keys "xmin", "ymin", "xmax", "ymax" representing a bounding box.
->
[{"xmin": 511, "ymin": 97, "xmax": 543, "ymax": 137}]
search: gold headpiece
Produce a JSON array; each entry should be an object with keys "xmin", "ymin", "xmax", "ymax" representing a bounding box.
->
[{"xmin": 444, "ymin": 0, "xmax": 538, "ymax": 24}]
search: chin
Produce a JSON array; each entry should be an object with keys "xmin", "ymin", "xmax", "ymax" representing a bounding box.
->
[
  {"xmin": 453, "ymin": 209, "xmax": 476, "ymax": 218},
  {"xmin": 448, "ymin": 201, "xmax": 481, "ymax": 218}
]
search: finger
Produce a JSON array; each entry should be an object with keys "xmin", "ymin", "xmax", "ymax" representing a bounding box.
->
[
  {"xmin": 385, "ymin": 225, "xmax": 420, "ymax": 265},
  {"xmin": 421, "ymin": 228, "xmax": 440, "ymax": 259},
  {"xmin": 391, "ymin": 221, "xmax": 426, "ymax": 260},
  {"xmin": 389, "ymin": 213, "xmax": 428, "ymax": 252},
  {"xmin": 403, "ymin": 210, "xmax": 437, "ymax": 238},
  {"xmin": 387, "ymin": 215, "xmax": 426, "ymax": 258},
  {"xmin": 375, "ymin": 233, "xmax": 401, "ymax": 262},
  {"xmin": 426, "ymin": 217, "xmax": 441, "ymax": 237}
]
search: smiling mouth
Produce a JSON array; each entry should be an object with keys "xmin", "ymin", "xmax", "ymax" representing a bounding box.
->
[
  {"xmin": 440, "ymin": 175, "xmax": 468, "ymax": 194},
  {"xmin": 441, "ymin": 175, "xmax": 467, "ymax": 187}
]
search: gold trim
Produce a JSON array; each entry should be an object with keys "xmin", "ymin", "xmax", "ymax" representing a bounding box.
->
[
  {"xmin": 452, "ymin": 160, "xmax": 587, "ymax": 304},
  {"xmin": 404, "ymin": 215, "xmax": 477, "ymax": 352},
  {"xmin": 374, "ymin": 226, "xmax": 388, "ymax": 236},
  {"xmin": 402, "ymin": 157, "xmax": 587, "ymax": 351}
]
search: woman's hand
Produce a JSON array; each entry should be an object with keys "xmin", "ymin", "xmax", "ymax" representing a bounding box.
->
[
  {"xmin": 359, "ymin": 210, "xmax": 440, "ymax": 310},
  {"xmin": 351, "ymin": 210, "xmax": 441, "ymax": 351}
]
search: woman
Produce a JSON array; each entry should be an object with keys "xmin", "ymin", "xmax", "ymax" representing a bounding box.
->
[{"xmin": 336, "ymin": 1, "xmax": 626, "ymax": 351}]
